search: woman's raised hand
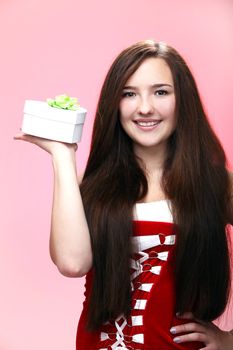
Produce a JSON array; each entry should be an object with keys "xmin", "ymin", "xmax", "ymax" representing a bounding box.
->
[
  {"xmin": 14, "ymin": 132, "xmax": 78, "ymax": 155},
  {"xmin": 14, "ymin": 131, "xmax": 92, "ymax": 277}
]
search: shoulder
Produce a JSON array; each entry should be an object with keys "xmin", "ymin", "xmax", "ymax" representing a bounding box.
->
[
  {"xmin": 228, "ymin": 171, "xmax": 233, "ymax": 197},
  {"xmin": 227, "ymin": 170, "xmax": 233, "ymax": 225},
  {"xmin": 77, "ymin": 172, "xmax": 84, "ymax": 186},
  {"xmin": 228, "ymin": 171, "xmax": 233, "ymax": 182}
]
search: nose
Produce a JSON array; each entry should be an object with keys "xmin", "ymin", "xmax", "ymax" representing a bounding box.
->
[{"xmin": 137, "ymin": 96, "xmax": 154, "ymax": 115}]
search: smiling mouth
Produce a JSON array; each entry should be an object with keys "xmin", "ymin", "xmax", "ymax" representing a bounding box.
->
[{"xmin": 134, "ymin": 120, "xmax": 162, "ymax": 127}]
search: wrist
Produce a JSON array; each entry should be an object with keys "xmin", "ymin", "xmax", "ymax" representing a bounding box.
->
[{"xmin": 52, "ymin": 147, "xmax": 77, "ymax": 166}]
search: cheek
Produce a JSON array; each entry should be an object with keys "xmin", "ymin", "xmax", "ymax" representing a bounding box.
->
[
  {"xmin": 158, "ymin": 97, "xmax": 176, "ymax": 117},
  {"xmin": 119, "ymin": 99, "xmax": 136, "ymax": 119}
]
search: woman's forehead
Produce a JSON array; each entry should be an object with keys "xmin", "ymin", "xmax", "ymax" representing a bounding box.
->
[{"xmin": 125, "ymin": 57, "xmax": 174, "ymax": 87}]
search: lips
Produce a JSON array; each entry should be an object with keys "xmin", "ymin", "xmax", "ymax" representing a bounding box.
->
[{"xmin": 134, "ymin": 119, "xmax": 162, "ymax": 128}]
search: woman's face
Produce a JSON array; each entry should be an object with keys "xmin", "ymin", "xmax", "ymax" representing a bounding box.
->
[{"xmin": 119, "ymin": 57, "xmax": 176, "ymax": 155}]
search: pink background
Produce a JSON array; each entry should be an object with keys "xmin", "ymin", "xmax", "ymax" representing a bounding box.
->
[{"xmin": 1, "ymin": 0, "xmax": 233, "ymax": 349}]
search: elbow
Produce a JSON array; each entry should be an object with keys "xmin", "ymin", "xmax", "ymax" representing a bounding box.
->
[
  {"xmin": 57, "ymin": 265, "xmax": 89, "ymax": 278},
  {"xmin": 52, "ymin": 256, "xmax": 93, "ymax": 278}
]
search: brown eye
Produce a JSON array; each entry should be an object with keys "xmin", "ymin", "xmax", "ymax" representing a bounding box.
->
[
  {"xmin": 122, "ymin": 91, "xmax": 136, "ymax": 98},
  {"xmin": 155, "ymin": 90, "xmax": 168, "ymax": 96}
]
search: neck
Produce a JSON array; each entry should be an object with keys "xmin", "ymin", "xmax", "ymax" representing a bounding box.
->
[{"xmin": 133, "ymin": 143, "xmax": 167, "ymax": 175}]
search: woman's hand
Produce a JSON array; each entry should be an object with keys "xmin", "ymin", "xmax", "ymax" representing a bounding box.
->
[
  {"xmin": 14, "ymin": 132, "xmax": 77, "ymax": 156},
  {"xmin": 170, "ymin": 312, "xmax": 233, "ymax": 350}
]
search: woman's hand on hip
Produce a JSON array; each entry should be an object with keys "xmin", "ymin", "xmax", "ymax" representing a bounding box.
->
[{"xmin": 170, "ymin": 312, "xmax": 233, "ymax": 350}]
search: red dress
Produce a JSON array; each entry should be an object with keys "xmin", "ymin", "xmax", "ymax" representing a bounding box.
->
[{"xmin": 76, "ymin": 200, "xmax": 204, "ymax": 349}]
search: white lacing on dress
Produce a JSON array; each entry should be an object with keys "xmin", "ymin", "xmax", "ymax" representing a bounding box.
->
[{"xmin": 98, "ymin": 201, "xmax": 175, "ymax": 350}]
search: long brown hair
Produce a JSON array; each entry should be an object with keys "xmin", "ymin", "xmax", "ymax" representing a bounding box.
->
[{"xmin": 80, "ymin": 40, "xmax": 232, "ymax": 331}]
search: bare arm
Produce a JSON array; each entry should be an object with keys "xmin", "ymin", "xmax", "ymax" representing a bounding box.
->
[
  {"xmin": 50, "ymin": 148, "xmax": 92, "ymax": 277},
  {"xmin": 14, "ymin": 133, "xmax": 92, "ymax": 278}
]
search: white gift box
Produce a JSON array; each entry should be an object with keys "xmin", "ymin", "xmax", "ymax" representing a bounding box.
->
[{"xmin": 22, "ymin": 100, "xmax": 87, "ymax": 143}]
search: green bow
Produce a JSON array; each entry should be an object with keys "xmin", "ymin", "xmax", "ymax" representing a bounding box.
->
[{"xmin": 47, "ymin": 94, "xmax": 80, "ymax": 110}]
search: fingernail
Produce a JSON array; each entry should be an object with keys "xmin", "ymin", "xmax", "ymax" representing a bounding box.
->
[
  {"xmin": 170, "ymin": 327, "xmax": 176, "ymax": 334},
  {"xmin": 173, "ymin": 337, "xmax": 181, "ymax": 343}
]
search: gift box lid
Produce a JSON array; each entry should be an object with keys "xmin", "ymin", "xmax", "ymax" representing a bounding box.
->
[{"xmin": 24, "ymin": 100, "xmax": 87, "ymax": 124}]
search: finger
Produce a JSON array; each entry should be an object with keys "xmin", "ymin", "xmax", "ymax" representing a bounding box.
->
[
  {"xmin": 14, "ymin": 133, "xmax": 54, "ymax": 145},
  {"xmin": 14, "ymin": 132, "xmax": 38, "ymax": 143},
  {"xmin": 170, "ymin": 322, "xmax": 206, "ymax": 335},
  {"xmin": 172, "ymin": 332, "xmax": 207, "ymax": 344},
  {"xmin": 14, "ymin": 132, "xmax": 26, "ymax": 140}
]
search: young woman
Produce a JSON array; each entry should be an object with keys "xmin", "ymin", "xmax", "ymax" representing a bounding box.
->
[{"xmin": 15, "ymin": 40, "xmax": 233, "ymax": 349}]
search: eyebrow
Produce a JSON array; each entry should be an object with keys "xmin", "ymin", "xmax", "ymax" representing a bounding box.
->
[{"xmin": 123, "ymin": 83, "xmax": 173, "ymax": 89}]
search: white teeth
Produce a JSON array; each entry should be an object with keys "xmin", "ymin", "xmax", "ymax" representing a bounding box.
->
[{"xmin": 136, "ymin": 121, "xmax": 160, "ymax": 127}]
